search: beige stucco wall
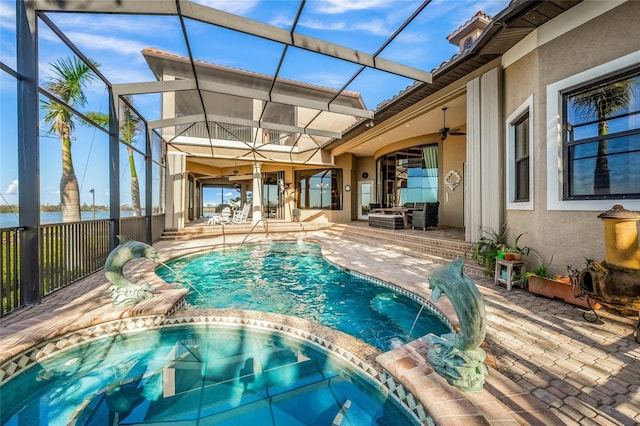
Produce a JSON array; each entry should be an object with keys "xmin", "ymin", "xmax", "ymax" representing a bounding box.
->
[
  {"xmin": 440, "ymin": 135, "xmax": 466, "ymax": 228},
  {"xmin": 502, "ymin": 1, "xmax": 640, "ymax": 274}
]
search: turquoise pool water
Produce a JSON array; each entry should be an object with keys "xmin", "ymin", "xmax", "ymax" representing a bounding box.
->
[
  {"xmin": 155, "ymin": 242, "xmax": 450, "ymax": 351},
  {"xmin": 0, "ymin": 325, "xmax": 420, "ymax": 426}
]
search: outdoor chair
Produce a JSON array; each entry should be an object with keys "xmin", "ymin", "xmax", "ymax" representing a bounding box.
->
[
  {"xmin": 220, "ymin": 207, "xmax": 232, "ymax": 223},
  {"xmin": 412, "ymin": 202, "xmax": 439, "ymax": 230},
  {"xmin": 232, "ymin": 204, "xmax": 250, "ymax": 224},
  {"xmin": 404, "ymin": 202, "xmax": 420, "ymax": 226},
  {"xmin": 206, "ymin": 206, "xmax": 231, "ymax": 224}
]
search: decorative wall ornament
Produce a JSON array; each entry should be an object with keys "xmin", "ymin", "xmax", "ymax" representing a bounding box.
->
[{"xmin": 444, "ymin": 169, "xmax": 462, "ymax": 191}]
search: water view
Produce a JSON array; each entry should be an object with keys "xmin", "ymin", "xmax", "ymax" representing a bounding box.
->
[{"xmin": 0, "ymin": 210, "xmax": 143, "ymax": 228}]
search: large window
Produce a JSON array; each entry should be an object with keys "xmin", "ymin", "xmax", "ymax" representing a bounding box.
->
[
  {"xmin": 295, "ymin": 169, "xmax": 342, "ymax": 210},
  {"xmin": 376, "ymin": 145, "xmax": 438, "ymax": 207},
  {"xmin": 563, "ymin": 67, "xmax": 640, "ymax": 200}
]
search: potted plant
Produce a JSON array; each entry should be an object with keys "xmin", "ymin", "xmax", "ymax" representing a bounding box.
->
[
  {"xmin": 523, "ymin": 256, "xmax": 597, "ymax": 309},
  {"xmin": 467, "ymin": 225, "xmax": 509, "ymax": 276},
  {"xmin": 507, "ymin": 233, "xmax": 532, "ymax": 261}
]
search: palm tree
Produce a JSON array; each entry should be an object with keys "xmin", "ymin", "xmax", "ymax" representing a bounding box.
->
[
  {"xmin": 571, "ymin": 81, "xmax": 631, "ymax": 194},
  {"xmin": 87, "ymin": 95, "xmax": 142, "ymax": 216},
  {"xmin": 42, "ymin": 57, "xmax": 98, "ymax": 222}
]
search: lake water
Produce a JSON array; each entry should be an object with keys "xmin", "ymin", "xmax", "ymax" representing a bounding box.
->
[{"xmin": 0, "ymin": 210, "xmax": 140, "ymax": 228}]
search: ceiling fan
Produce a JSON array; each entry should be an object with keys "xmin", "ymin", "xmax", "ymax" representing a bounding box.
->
[{"xmin": 439, "ymin": 107, "xmax": 466, "ymax": 141}]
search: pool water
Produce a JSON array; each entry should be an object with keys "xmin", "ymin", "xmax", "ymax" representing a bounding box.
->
[
  {"xmin": 156, "ymin": 242, "xmax": 450, "ymax": 351},
  {"xmin": 0, "ymin": 325, "xmax": 420, "ymax": 426}
]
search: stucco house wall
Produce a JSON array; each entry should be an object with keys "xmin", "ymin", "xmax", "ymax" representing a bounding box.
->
[{"xmin": 502, "ymin": 1, "xmax": 640, "ymax": 274}]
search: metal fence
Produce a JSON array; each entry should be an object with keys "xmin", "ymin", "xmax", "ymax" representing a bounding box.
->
[
  {"xmin": 152, "ymin": 214, "xmax": 165, "ymax": 243},
  {"xmin": 1, "ymin": 227, "xmax": 21, "ymax": 316},
  {"xmin": 40, "ymin": 220, "xmax": 111, "ymax": 295},
  {"xmin": 120, "ymin": 216, "xmax": 147, "ymax": 243},
  {"xmin": 1, "ymin": 214, "xmax": 166, "ymax": 317}
]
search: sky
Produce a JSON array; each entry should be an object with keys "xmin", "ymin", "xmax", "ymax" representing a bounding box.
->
[{"xmin": 0, "ymin": 0, "xmax": 510, "ymax": 209}]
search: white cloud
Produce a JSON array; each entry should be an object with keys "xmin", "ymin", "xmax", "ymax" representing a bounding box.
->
[
  {"xmin": 4, "ymin": 179, "xmax": 18, "ymax": 194},
  {"xmin": 0, "ymin": 2, "xmax": 15, "ymax": 31},
  {"xmin": 60, "ymin": 32, "xmax": 146, "ymax": 57},
  {"xmin": 194, "ymin": 0, "xmax": 259, "ymax": 15},
  {"xmin": 223, "ymin": 191, "xmax": 233, "ymax": 197},
  {"xmin": 313, "ymin": 0, "xmax": 394, "ymax": 14}
]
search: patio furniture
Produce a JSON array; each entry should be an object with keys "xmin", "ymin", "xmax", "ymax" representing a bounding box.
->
[
  {"xmin": 404, "ymin": 202, "xmax": 420, "ymax": 226},
  {"xmin": 494, "ymin": 258, "xmax": 525, "ymax": 291},
  {"xmin": 292, "ymin": 208, "xmax": 301, "ymax": 222},
  {"xmin": 232, "ymin": 204, "xmax": 251, "ymax": 223},
  {"xmin": 368, "ymin": 213, "xmax": 404, "ymax": 230},
  {"xmin": 412, "ymin": 202, "xmax": 439, "ymax": 230},
  {"xmin": 206, "ymin": 206, "xmax": 231, "ymax": 224}
]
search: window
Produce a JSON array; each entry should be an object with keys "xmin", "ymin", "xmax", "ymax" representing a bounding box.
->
[
  {"xmin": 376, "ymin": 145, "xmax": 438, "ymax": 207},
  {"xmin": 514, "ymin": 114, "xmax": 530, "ymax": 201},
  {"xmin": 563, "ymin": 67, "xmax": 640, "ymax": 200},
  {"xmin": 546, "ymin": 52, "xmax": 640, "ymax": 211},
  {"xmin": 506, "ymin": 95, "xmax": 533, "ymax": 210},
  {"xmin": 295, "ymin": 168, "xmax": 342, "ymax": 210}
]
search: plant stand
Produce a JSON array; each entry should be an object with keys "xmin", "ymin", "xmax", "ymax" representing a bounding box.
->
[{"xmin": 494, "ymin": 258, "xmax": 525, "ymax": 291}]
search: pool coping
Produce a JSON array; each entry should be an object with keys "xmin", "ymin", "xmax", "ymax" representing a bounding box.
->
[{"xmin": 0, "ymin": 234, "xmax": 559, "ymax": 425}]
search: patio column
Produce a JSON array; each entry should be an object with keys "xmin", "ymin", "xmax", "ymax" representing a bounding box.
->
[
  {"xmin": 17, "ymin": 0, "xmax": 40, "ymax": 305},
  {"xmin": 109, "ymin": 89, "xmax": 120, "ymax": 249},
  {"xmin": 252, "ymin": 162, "xmax": 262, "ymax": 224}
]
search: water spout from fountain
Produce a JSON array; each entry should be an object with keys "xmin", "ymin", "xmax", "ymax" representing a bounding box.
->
[
  {"xmin": 157, "ymin": 260, "xmax": 206, "ymax": 299},
  {"xmin": 408, "ymin": 299, "xmax": 428, "ymax": 339}
]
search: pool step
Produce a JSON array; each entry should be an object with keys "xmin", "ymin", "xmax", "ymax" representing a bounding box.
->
[
  {"xmin": 160, "ymin": 221, "xmax": 332, "ymax": 241},
  {"xmin": 325, "ymin": 223, "xmax": 485, "ymax": 277}
]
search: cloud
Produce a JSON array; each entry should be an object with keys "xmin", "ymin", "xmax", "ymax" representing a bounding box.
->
[
  {"xmin": 298, "ymin": 17, "xmax": 391, "ymax": 37},
  {"xmin": 0, "ymin": 2, "xmax": 15, "ymax": 31},
  {"xmin": 195, "ymin": 0, "xmax": 259, "ymax": 15},
  {"xmin": 4, "ymin": 179, "xmax": 18, "ymax": 194},
  {"xmin": 313, "ymin": 0, "xmax": 394, "ymax": 14}
]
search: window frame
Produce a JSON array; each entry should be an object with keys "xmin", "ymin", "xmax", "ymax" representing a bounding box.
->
[
  {"xmin": 546, "ymin": 51, "xmax": 640, "ymax": 211},
  {"xmin": 295, "ymin": 168, "xmax": 342, "ymax": 210},
  {"xmin": 506, "ymin": 95, "xmax": 534, "ymax": 210},
  {"xmin": 561, "ymin": 67, "xmax": 640, "ymax": 201}
]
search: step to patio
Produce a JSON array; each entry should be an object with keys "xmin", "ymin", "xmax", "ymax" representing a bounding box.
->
[
  {"xmin": 325, "ymin": 224, "xmax": 485, "ymax": 277},
  {"xmin": 159, "ymin": 222, "xmax": 332, "ymax": 241}
]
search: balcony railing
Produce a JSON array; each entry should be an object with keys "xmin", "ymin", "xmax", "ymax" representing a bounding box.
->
[
  {"xmin": 176, "ymin": 122, "xmax": 296, "ymax": 146},
  {"xmin": 0, "ymin": 214, "xmax": 166, "ymax": 317}
]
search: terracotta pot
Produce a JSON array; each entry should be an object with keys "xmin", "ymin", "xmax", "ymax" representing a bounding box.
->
[
  {"xmin": 504, "ymin": 253, "xmax": 515, "ymax": 261},
  {"xmin": 512, "ymin": 253, "xmax": 523, "ymax": 261},
  {"xmin": 527, "ymin": 276, "xmax": 601, "ymax": 309}
]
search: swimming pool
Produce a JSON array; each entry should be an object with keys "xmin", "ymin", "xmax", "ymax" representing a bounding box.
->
[
  {"xmin": 155, "ymin": 242, "xmax": 450, "ymax": 351},
  {"xmin": 0, "ymin": 324, "xmax": 422, "ymax": 426}
]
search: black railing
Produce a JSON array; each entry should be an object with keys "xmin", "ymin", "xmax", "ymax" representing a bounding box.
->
[
  {"xmin": 152, "ymin": 214, "xmax": 165, "ymax": 243},
  {"xmin": 40, "ymin": 220, "xmax": 111, "ymax": 295},
  {"xmin": 1, "ymin": 214, "xmax": 166, "ymax": 317},
  {"xmin": 1, "ymin": 227, "xmax": 21, "ymax": 316},
  {"xmin": 120, "ymin": 216, "xmax": 147, "ymax": 243}
]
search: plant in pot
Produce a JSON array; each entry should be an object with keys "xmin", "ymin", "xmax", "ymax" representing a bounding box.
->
[
  {"xmin": 506, "ymin": 233, "xmax": 532, "ymax": 261},
  {"xmin": 467, "ymin": 225, "xmax": 509, "ymax": 276},
  {"xmin": 523, "ymin": 256, "xmax": 595, "ymax": 309}
]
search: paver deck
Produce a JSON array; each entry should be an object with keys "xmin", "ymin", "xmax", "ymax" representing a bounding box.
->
[{"xmin": 1, "ymin": 229, "xmax": 638, "ymax": 425}]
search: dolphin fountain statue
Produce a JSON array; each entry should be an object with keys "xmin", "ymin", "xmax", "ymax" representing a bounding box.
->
[
  {"xmin": 104, "ymin": 235, "xmax": 158, "ymax": 307},
  {"xmin": 421, "ymin": 259, "xmax": 489, "ymax": 391}
]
